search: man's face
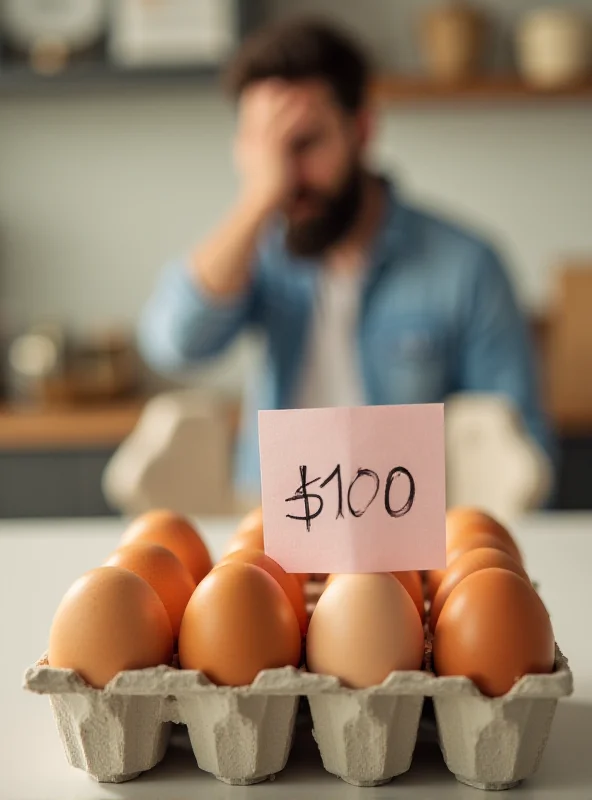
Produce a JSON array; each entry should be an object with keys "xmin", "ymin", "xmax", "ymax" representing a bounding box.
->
[{"xmin": 281, "ymin": 80, "xmax": 368, "ymax": 257}]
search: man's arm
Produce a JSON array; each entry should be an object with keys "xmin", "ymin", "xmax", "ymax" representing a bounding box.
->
[
  {"xmin": 458, "ymin": 246, "xmax": 555, "ymax": 465},
  {"xmin": 138, "ymin": 82, "xmax": 314, "ymax": 371}
]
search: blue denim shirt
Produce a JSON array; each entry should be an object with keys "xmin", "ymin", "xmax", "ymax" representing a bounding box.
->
[{"xmin": 139, "ymin": 182, "xmax": 552, "ymax": 495}]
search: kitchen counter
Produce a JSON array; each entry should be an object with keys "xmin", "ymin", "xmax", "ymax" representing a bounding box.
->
[{"xmin": 1, "ymin": 513, "xmax": 591, "ymax": 799}]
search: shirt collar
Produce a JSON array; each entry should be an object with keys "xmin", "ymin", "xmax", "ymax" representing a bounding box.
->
[{"xmin": 367, "ymin": 176, "xmax": 410, "ymax": 275}]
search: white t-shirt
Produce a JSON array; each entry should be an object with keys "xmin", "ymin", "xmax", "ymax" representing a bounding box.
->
[{"xmin": 295, "ymin": 268, "xmax": 365, "ymax": 409}]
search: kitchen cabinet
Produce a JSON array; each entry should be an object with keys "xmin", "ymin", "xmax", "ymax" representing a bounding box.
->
[
  {"xmin": 555, "ymin": 437, "xmax": 592, "ymax": 511},
  {"xmin": 0, "ymin": 400, "xmax": 144, "ymax": 518},
  {"xmin": 0, "ymin": 449, "xmax": 115, "ymax": 518}
]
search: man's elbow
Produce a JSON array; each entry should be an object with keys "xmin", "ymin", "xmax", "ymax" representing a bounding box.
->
[{"xmin": 136, "ymin": 314, "xmax": 208, "ymax": 374}]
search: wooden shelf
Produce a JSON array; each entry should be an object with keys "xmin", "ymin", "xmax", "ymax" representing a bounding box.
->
[
  {"xmin": 372, "ymin": 75, "xmax": 592, "ymax": 105},
  {"xmin": 2, "ymin": 63, "xmax": 592, "ymax": 104},
  {"xmin": 0, "ymin": 399, "xmax": 146, "ymax": 451}
]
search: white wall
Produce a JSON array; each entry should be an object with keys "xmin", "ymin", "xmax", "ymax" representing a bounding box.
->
[
  {"xmin": 376, "ymin": 105, "xmax": 592, "ymax": 307},
  {"xmin": 0, "ymin": 89, "xmax": 236, "ymax": 332},
  {"xmin": 0, "ymin": 0, "xmax": 591, "ymax": 347}
]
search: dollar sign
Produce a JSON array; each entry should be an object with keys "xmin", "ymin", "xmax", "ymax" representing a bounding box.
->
[{"xmin": 285, "ymin": 465, "xmax": 324, "ymax": 532}]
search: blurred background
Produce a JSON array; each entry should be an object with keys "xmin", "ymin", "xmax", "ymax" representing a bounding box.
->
[{"xmin": 0, "ymin": 0, "xmax": 591, "ymax": 519}]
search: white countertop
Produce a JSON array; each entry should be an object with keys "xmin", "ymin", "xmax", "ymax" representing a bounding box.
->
[{"xmin": 1, "ymin": 513, "xmax": 591, "ymax": 799}]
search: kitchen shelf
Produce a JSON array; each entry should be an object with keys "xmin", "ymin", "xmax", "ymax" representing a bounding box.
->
[
  {"xmin": 0, "ymin": 399, "xmax": 146, "ymax": 451},
  {"xmin": 372, "ymin": 75, "xmax": 592, "ymax": 105},
  {"xmin": 0, "ymin": 0, "xmax": 264, "ymax": 96},
  {"xmin": 0, "ymin": 62, "xmax": 222, "ymax": 95},
  {"xmin": 2, "ymin": 63, "xmax": 591, "ymax": 103}
]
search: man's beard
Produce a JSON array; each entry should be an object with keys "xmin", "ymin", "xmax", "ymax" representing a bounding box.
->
[{"xmin": 284, "ymin": 165, "xmax": 364, "ymax": 259}]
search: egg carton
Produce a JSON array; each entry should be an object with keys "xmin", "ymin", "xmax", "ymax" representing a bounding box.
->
[
  {"xmin": 305, "ymin": 667, "xmax": 430, "ymax": 786},
  {"xmin": 23, "ymin": 656, "xmax": 431, "ymax": 786},
  {"xmin": 24, "ymin": 658, "xmax": 329, "ymax": 785},
  {"xmin": 23, "ymin": 643, "xmax": 572, "ymax": 789},
  {"xmin": 425, "ymin": 644, "xmax": 573, "ymax": 790}
]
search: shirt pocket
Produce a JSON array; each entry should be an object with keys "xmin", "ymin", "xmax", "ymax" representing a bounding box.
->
[{"xmin": 369, "ymin": 315, "xmax": 448, "ymax": 403}]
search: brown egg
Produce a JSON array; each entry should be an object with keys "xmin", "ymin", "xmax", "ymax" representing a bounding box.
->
[
  {"xmin": 446, "ymin": 531, "xmax": 523, "ymax": 568},
  {"xmin": 433, "ymin": 567, "xmax": 555, "ymax": 697},
  {"xmin": 48, "ymin": 567, "xmax": 173, "ymax": 688},
  {"xmin": 425, "ymin": 569, "xmax": 446, "ymax": 602},
  {"xmin": 219, "ymin": 547, "xmax": 308, "ymax": 636},
  {"xmin": 392, "ymin": 571, "xmax": 425, "ymax": 621},
  {"xmin": 307, "ymin": 574, "xmax": 425, "ymax": 688},
  {"xmin": 223, "ymin": 507, "xmax": 265, "ymax": 556},
  {"xmin": 237, "ymin": 506, "xmax": 263, "ymax": 535},
  {"xmin": 224, "ymin": 509, "xmax": 309, "ymax": 588},
  {"xmin": 105, "ymin": 543, "xmax": 195, "ymax": 638},
  {"xmin": 178, "ymin": 562, "xmax": 301, "ymax": 685},
  {"xmin": 121, "ymin": 510, "xmax": 212, "ymax": 584},
  {"xmin": 446, "ymin": 507, "xmax": 523, "ymax": 565},
  {"xmin": 327, "ymin": 571, "xmax": 424, "ymax": 622},
  {"xmin": 430, "ymin": 548, "xmax": 529, "ymax": 632}
]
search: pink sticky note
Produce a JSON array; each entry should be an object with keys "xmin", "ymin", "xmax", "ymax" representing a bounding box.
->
[{"xmin": 258, "ymin": 404, "xmax": 446, "ymax": 573}]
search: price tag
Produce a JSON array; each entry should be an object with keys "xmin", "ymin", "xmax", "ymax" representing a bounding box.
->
[{"xmin": 258, "ymin": 404, "xmax": 446, "ymax": 573}]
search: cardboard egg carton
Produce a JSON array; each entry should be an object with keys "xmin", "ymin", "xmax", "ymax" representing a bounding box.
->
[
  {"xmin": 24, "ymin": 575, "xmax": 573, "ymax": 789},
  {"xmin": 305, "ymin": 667, "xmax": 431, "ymax": 786},
  {"xmin": 24, "ymin": 658, "xmax": 332, "ymax": 785},
  {"xmin": 305, "ymin": 580, "xmax": 573, "ymax": 789},
  {"xmin": 24, "ymin": 643, "xmax": 572, "ymax": 789},
  {"xmin": 24, "ymin": 655, "xmax": 434, "ymax": 787},
  {"xmin": 425, "ymin": 644, "xmax": 573, "ymax": 790}
]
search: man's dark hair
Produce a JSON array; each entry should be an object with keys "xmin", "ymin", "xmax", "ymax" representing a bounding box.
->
[{"xmin": 224, "ymin": 18, "xmax": 371, "ymax": 113}]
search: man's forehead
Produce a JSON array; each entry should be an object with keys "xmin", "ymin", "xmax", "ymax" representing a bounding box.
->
[
  {"xmin": 241, "ymin": 77, "xmax": 338, "ymax": 108},
  {"xmin": 283, "ymin": 78, "xmax": 335, "ymax": 102}
]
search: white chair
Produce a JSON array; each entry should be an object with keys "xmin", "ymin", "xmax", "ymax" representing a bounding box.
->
[
  {"xmin": 444, "ymin": 393, "xmax": 552, "ymax": 524},
  {"xmin": 102, "ymin": 390, "xmax": 237, "ymax": 517}
]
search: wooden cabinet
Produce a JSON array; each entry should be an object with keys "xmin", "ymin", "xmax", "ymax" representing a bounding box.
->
[{"xmin": 544, "ymin": 266, "xmax": 592, "ymax": 434}]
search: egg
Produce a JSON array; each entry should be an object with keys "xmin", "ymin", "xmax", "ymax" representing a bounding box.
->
[
  {"xmin": 446, "ymin": 507, "xmax": 523, "ymax": 565},
  {"xmin": 178, "ymin": 562, "xmax": 301, "ymax": 685},
  {"xmin": 121, "ymin": 509, "xmax": 212, "ymax": 584},
  {"xmin": 430, "ymin": 547, "xmax": 529, "ymax": 632},
  {"xmin": 327, "ymin": 571, "xmax": 424, "ymax": 622},
  {"xmin": 433, "ymin": 567, "xmax": 555, "ymax": 697},
  {"xmin": 223, "ymin": 509, "xmax": 308, "ymax": 589},
  {"xmin": 237, "ymin": 505, "xmax": 263, "ymax": 536},
  {"xmin": 105, "ymin": 543, "xmax": 195, "ymax": 638},
  {"xmin": 392, "ymin": 570, "xmax": 425, "ymax": 621},
  {"xmin": 48, "ymin": 567, "xmax": 173, "ymax": 689},
  {"xmin": 446, "ymin": 530, "xmax": 523, "ymax": 569},
  {"xmin": 307, "ymin": 574, "xmax": 424, "ymax": 688},
  {"xmin": 219, "ymin": 547, "xmax": 308, "ymax": 636},
  {"xmin": 223, "ymin": 507, "xmax": 264, "ymax": 556},
  {"xmin": 425, "ymin": 569, "xmax": 446, "ymax": 602}
]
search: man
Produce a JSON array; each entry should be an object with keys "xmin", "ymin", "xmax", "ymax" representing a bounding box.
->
[{"xmin": 139, "ymin": 18, "xmax": 552, "ymax": 499}]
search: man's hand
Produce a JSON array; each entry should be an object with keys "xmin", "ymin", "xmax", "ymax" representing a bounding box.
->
[
  {"xmin": 235, "ymin": 80, "xmax": 314, "ymax": 212},
  {"xmin": 192, "ymin": 81, "xmax": 315, "ymax": 298}
]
